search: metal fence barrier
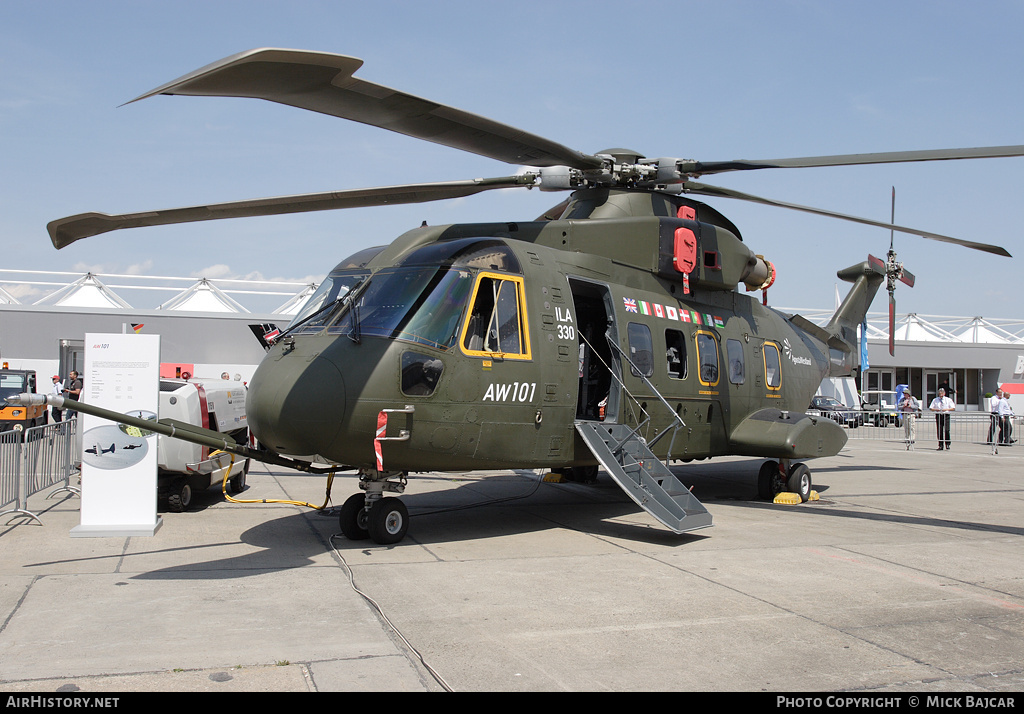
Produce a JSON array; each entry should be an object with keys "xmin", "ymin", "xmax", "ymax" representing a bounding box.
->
[
  {"xmin": 1, "ymin": 419, "xmax": 79, "ymax": 525},
  {"xmin": 809, "ymin": 409, "xmax": 1020, "ymax": 448}
]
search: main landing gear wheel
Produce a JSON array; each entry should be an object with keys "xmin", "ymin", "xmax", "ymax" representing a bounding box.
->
[
  {"xmin": 787, "ymin": 463, "xmax": 812, "ymax": 502},
  {"xmin": 368, "ymin": 497, "xmax": 409, "ymax": 545},
  {"xmin": 757, "ymin": 460, "xmax": 785, "ymax": 501},
  {"xmin": 339, "ymin": 493, "xmax": 370, "ymax": 540}
]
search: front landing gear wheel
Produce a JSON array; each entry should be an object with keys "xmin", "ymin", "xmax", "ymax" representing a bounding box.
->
[
  {"xmin": 757, "ymin": 460, "xmax": 784, "ymax": 501},
  {"xmin": 787, "ymin": 463, "xmax": 812, "ymax": 502},
  {"xmin": 339, "ymin": 493, "xmax": 370, "ymax": 541},
  {"xmin": 368, "ymin": 497, "xmax": 409, "ymax": 545}
]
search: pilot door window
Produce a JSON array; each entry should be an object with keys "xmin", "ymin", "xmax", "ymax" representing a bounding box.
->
[
  {"xmin": 763, "ymin": 341, "xmax": 782, "ymax": 389},
  {"xmin": 696, "ymin": 331, "xmax": 720, "ymax": 386},
  {"xmin": 461, "ymin": 273, "xmax": 532, "ymax": 360}
]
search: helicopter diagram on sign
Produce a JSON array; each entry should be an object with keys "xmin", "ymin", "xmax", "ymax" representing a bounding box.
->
[{"xmin": 7, "ymin": 47, "xmax": 1020, "ymax": 546}]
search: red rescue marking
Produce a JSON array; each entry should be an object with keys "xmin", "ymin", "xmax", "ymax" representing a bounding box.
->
[{"xmin": 374, "ymin": 411, "xmax": 388, "ymax": 471}]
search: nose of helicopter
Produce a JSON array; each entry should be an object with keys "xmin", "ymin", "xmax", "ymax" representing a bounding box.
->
[{"xmin": 246, "ymin": 352, "xmax": 346, "ymax": 457}]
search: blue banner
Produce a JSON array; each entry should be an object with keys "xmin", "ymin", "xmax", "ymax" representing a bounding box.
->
[{"xmin": 860, "ymin": 319, "xmax": 869, "ymax": 370}]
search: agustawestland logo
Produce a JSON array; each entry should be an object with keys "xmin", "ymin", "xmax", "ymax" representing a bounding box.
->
[{"xmin": 784, "ymin": 338, "xmax": 812, "ymax": 366}]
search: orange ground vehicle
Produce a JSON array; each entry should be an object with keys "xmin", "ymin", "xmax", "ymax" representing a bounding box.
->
[{"xmin": 0, "ymin": 370, "xmax": 47, "ymax": 434}]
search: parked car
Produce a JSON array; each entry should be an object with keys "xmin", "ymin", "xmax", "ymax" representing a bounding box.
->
[{"xmin": 809, "ymin": 396, "xmax": 862, "ymax": 428}]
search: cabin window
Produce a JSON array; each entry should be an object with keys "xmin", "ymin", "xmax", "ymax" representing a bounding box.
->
[
  {"xmin": 727, "ymin": 339, "xmax": 745, "ymax": 385},
  {"xmin": 461, "ymin": 272, "xmax": 531, "ymax": 359},
  {"xmin": 666, "ymin": 329, "xmax": 687, "ymax": 379},
  {"xmin": 627, "ymin": 323, "xmax": 654, "ymax": 378},
  {"xmin": 696, "ymin": 331, "xmax": 720, "ymax": 385},
  {"xmin": 763, "ymin": 341, "xmax": 782, "ymax": 389}
]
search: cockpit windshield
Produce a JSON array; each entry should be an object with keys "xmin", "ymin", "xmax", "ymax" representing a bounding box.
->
[
  {"xmin": 285, "ymin": 269, "xmax": 368, "ymax": 333},
  {"xmin": 287, "ymin": 238, "xmax": 522, "ymax": 351},
  {"xmin": 329, "ymin": 266, "xmax": 474, "ymax": 349}
]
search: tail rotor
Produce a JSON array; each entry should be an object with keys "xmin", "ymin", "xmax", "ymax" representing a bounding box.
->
[{"xmin": 868, "ymin": 188, "xmax": 916, "ymax": 355}]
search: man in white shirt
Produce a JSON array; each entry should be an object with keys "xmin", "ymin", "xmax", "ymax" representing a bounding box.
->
[
  {"xmin": 50, "ymin": 375, "xmax": 64, "ymax": 421},
  {"xmin": 929, "ymin": 388, "xmax": 955, "ymax": 450},
  {"xmin": 997, "ymin": 392, "xmax": 1014, "ymax": 446},
  {"xmin": 988, "ymin": 389, "xmax": 1004, "ymax": 444},
  {"xmin": 898, "ymin": 391, "xmax": 919, "ymax": 449}
]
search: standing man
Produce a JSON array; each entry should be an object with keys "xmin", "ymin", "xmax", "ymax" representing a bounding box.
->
[
  {"xmin": 929, "ymin": 387, "xmax": 955, "ymax": 450},
  {"xmin": 988, "ymin": 389, "xmax": 1004, "ymax": 444},
  {"xmin": 50, "ymin": 375, "xmax": 64, "ymax": 422},
  {"xmin": 997, "ymin": 392, "xmax": 1014, "ymax": 446},
  {"xmin": 63, "ymin": 370, "xmax": 83, "ymax": 417},
  {"xmin": 898, "ymin": 391, "xmax": 919, "ymax": 450}
]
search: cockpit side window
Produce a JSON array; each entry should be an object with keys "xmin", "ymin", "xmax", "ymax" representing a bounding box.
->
[{"xmin": 461, "ymin": 272, "xmax": 531, "ymax": 359}]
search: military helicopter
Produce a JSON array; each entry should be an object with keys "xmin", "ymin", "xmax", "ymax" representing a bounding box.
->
[{"xmin": 41, "ymin": 48, "xmax": 1020, "ymax": 545}]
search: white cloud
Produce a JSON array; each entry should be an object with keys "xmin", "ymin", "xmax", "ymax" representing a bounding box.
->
[
  {"xmin": 124, "ymin": 260, "xmax": 154, "ymax": 275},
  {"xmin": 190, "ymin": 264, "xmax": 234, "ymax": 279}
]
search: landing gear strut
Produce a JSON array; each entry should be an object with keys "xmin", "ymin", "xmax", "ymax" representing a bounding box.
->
[
  {"xmin": 758, "ymin": 459, "xmax": 812, "ymax": 502},
  {"xmin": 338, "ymin": 469, "xmax": 410, "ymax": 545}
]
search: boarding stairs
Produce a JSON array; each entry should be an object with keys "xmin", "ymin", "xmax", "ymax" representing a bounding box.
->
[{"xmin": 575, "ymin": 421, "xmax": 712, "ymax": 533}]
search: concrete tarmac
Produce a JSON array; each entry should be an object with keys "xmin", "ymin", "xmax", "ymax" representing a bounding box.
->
[{"xmin": 1, "ymin": 438, "xmax": 1023, "ymax": 692}]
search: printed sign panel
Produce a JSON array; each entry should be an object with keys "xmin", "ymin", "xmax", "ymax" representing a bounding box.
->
[{"xmin": 72, "ymin": 333, "xmax": 161, "ymax": 537}]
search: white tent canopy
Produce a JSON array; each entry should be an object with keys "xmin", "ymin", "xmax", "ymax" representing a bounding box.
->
[
  {"xmin": 953, "ymin": 317, "xmax": 1024, "ymax": 344},
  {"xmin": 157, "ymin": 279, "xmax": 249, "ymax": 313},
  {"xmin": 891, "ymin": 313, "xmax": 962, "ymax": 342},
  {"xmin": 34, "ymin": 273, "xmax": 132, "ymax": 309}
]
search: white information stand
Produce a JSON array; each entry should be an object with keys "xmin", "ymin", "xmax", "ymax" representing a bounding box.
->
[{"xmin": 71, "ymin": 333, "xmax": 162, "ymax": 537}]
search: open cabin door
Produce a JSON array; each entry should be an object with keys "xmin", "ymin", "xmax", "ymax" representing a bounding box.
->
[{"xmin": 570, "ymin": 279, "xmax": 620, "ymax": 423}]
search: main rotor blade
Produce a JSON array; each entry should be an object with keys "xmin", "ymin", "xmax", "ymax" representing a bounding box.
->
[
  {"xmin": 680, "ymin": 145, "xmax": 1024, "ymax": 176},
  {"xmin": 682, "ymin": 181, "xmax": 1012, "ymax": 257},
  {"xmin": 48, "ymin": 176, "xmax": 533, "ymax": 249},
  {"xmin": 127, "ymin": 48, "xmax": 604, "ymax": 171}
]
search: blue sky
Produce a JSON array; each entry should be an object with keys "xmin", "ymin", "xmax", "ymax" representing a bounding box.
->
[{"xmin": 2, "ymin": 0, "xmax": 1022, "ymax": 318}]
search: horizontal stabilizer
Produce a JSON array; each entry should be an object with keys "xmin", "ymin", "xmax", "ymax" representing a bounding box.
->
[
  {"xmin": 788, "ymin": 314, "xmax": 835, "ymax": 347},
  {"xmin": 729, "ymin": 409, "xmax": 847, "ymax": 459}
]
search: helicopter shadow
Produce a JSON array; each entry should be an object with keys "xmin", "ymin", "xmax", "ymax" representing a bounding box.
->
[
  {"xmin": 129, "ymin": 471, "xmax": 728, "ymax": 581},
  {"xmin": 132, "ymin": 454, "xmax": 903, "ymax": 582},
  {"xmin": 397, "ymin": 473, "xmax": 715, "ymax": 548}
]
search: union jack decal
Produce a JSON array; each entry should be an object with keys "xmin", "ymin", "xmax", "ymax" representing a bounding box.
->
[{"xmin": 623, "ymin": 297, "xmax": 638, "ymax": 313}]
